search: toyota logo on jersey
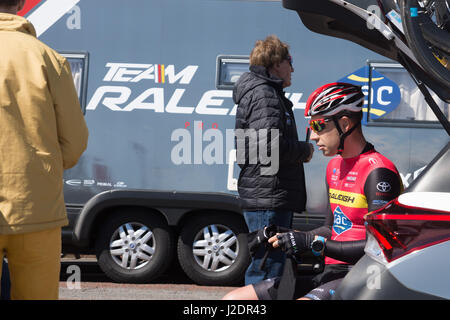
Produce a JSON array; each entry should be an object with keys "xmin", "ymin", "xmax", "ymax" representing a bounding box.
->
[{"xmin": 376, "ymin": 181, "xmax": 392, "ymax": 192}]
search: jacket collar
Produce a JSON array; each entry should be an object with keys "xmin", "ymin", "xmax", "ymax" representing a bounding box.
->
[
  {"xmin": 0, "ymin": 13, "xmax": 36, "ymax": 37},
  {"xmin": 249, "ymin": 65, "xmax": 284, "ymax": 90}
]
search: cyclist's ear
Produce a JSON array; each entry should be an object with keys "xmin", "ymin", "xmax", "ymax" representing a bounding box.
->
[{"xmin": 339, "ymin": 116, "xmax": 353, "ymax": 133}]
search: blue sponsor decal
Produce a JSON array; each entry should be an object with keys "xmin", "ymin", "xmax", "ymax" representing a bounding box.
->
[
  {"xmin": 372, "ymin": 199, "xmax": 389, "ymax": 206},
  {"xmin": 338, "ymin": 66, "xmax": 401, "ymax": 124},
  {"xmin": 333, "ymin": 206, "xmax": 352, "ymax": 235}
]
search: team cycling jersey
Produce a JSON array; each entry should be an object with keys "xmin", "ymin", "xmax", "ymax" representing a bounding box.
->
[{"xmin": 324, "ymin": 143, "xmax": 403, "ymax": 265}]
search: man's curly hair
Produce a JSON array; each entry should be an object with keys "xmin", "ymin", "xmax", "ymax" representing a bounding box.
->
[{"xmin": 249, "ymin": 35, "xmax": 290, "ymax": 70}]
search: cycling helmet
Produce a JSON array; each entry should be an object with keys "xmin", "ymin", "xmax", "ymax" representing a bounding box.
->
[
  {"xmin": 304, "ymin": 82, "xmax": 364, "ymax": 117},
  {"xmin": 305, "ymin": 83, "xmax": 365, "ymax": 155}
]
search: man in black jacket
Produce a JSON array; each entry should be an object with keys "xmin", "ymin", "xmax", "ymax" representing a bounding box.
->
[{"xmin": 234, "ymin": 35, "xmax": 313, "ymax": 285}]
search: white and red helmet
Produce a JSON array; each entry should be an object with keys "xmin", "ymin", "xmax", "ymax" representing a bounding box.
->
[{"xmin": 304, "ymin": 82, "xmax": 364, "ymax": 117}]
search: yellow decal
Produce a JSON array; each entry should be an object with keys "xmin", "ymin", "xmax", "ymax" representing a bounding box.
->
[
  {"xmin": 329, "ymin": 188, "xmax": 368, "ymax": 208},
  {"xmin": 362, "ymin": 107, "xmax": 386, "ymax": 117},
  {"xmin": 347, "ymin": 74, "xmax": 384, "ymax": 83}
]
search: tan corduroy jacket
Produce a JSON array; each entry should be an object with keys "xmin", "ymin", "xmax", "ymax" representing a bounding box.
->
[{"xmin": 0, "ymin": 13, "xmax": 89, "ymax": 234}]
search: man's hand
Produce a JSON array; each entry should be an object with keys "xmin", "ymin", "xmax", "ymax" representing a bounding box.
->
[
  {"xmin": 304, "ymin": 143, "xmax": 314, "ymax": 163},
  {"xmin": 268, "ymin": 231, "xmax": 314, "ymax": 257},
  {"xmin": 247, "ymin": 225, "xmax": 292, "ymax": 256}
]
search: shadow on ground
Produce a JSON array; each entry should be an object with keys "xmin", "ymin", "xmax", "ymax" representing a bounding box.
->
[{"xmin": 59, "ymin": 258, "xmax": 213, "ymax": 285}]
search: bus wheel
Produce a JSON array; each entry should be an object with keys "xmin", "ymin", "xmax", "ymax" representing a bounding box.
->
[
  {"xmin": 177, "ymin": 213, "xmax": 250, "ymax": 286},
  {"xmin": 95, "ymin": 209, "xmax": 174, "ymax": 283}
]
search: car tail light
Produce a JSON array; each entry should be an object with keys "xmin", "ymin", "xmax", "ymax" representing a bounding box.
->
[{"xmin": 365, "ymin": 199, "xmax": 450, "ymax": 263}]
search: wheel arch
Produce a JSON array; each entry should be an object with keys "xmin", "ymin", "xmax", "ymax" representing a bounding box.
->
[
  {"xmin": 174, "ymin": 209, "xmax": 248, "ymax": 235},
  {"xmin": 89, "ymin": 205, "xmax": 170, "ymax": 249},
  {"xmin": 73, "ymin": 189, "xmax": 243, "ymax": 248}
]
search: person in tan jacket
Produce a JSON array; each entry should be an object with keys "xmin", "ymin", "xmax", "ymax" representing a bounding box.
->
[{"xmin": 0, "ymin": 0, "xmax": 88, "ymax": 299}]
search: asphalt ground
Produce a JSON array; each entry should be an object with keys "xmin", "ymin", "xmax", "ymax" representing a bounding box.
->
[{"xmin": 59, "ymin": 255, "xmax": 238, "ymax": 300}]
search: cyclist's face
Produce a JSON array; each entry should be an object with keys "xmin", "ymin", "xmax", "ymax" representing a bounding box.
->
[{"xmin": 309, "ymin": 115, "xmax": 340, "ymax": 156}]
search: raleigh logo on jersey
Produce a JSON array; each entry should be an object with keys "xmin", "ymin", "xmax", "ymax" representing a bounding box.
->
[
  {"xmin": 329, "ymin": 188, "xmax": 368, "ymax": 209},
  {"xmin": 338, "ymin": 66, "xmax": 401, "ymax": 124},
  {"xmin": 333, "ymin": 206, "xmax": 353, "ymax": 235}
]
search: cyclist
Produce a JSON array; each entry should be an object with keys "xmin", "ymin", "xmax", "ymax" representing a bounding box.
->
[{"xmin": 223, "ymin": 82, "xmax": 403, "ymax": 300}]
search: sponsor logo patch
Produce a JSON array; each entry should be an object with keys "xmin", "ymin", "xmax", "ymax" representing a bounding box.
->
[
  {"xmin": 376, "ymin": 181, "xmax": 391, "ymax": 192},
  {"xmin": 333, "ymin": 206, "xmax": 353, "ymax": 235},
  {"xmin": 338, "ymin": 66, "xmax": 401, "ymax": 124}
]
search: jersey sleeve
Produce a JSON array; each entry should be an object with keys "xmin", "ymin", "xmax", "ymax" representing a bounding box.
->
[
  {"xmin": 325, "ymin": 239, "xmax": 366, "ymax": 264},
  {"xmin": 364, "ymin": 167, "xmax": 403, "ymax": 212}
]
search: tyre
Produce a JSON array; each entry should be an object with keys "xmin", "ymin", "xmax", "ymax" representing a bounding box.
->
[
  {"xmin": 400, "ymin": 0, "xmax": 450, "ymax": 90},
  {"xmin": 177, "ymin": 213, "xmax": 250, "ymax": 286},
  {"xmin": 95, "ymin": 208, "xmax": 174, "ymax": 283}
]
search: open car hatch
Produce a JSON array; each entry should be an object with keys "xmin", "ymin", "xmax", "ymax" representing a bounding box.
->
[{"xmin": 282, "ymin": 0, "xmax": 450, "ymax": 129}]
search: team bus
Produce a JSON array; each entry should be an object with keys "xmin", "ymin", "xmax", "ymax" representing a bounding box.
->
[{"xmin": 19, "ymin": 0, "xmax": 449, "ymax": 285}]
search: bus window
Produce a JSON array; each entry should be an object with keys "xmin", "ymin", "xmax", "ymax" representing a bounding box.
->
[
  {"xmin": 216, "ymin": 55, "xmax": 249, "ymax": 90},
  {"xmin": 60, "ymin": 52, "xmax": 89, "ymax": 114},
  {"xmin": 368, "ymin": 62, "xmax": 449, "ymax": 125}
]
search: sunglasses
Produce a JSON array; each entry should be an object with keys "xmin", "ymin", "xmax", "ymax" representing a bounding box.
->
[
  {"xmin": 286, "ymin": 55, "xmax": 293, "ymax": 67},
  {"xmin": 309, "ymin": 118, "xmax": 333, "ymax": 133}
]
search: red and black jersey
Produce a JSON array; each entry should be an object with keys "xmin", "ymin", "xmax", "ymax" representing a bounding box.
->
[{"xmin": 324, "ymin": 143, "xmax": 403, "ymax": 265}]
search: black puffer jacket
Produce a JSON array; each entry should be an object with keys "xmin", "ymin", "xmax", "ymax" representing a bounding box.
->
[{"xmin": 233, "ymin": 65, "xmax": 312, "ymax": 212}]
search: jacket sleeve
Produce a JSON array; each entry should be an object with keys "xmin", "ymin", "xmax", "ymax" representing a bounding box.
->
[
  {"xmin": 51, "ymin": 58, "xmax": 89, "ymax": 169},
  {"xmin": 244, "ymin": 92, "xmax": 311, "ymax": 165},
  {"xmin": 279, "ymin": 132, "xmax": 311, "ymax": 165},
  {"xmin": 278, "ymin": 97, "xmax": 312, "ymax": 165}
]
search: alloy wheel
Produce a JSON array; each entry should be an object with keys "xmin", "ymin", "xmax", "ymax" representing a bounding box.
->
[
  {"xmin": 192, "ymin": 224, "xmax": 239, "ymax": 272},
  {"xmin": 109, "ymin": 222, "xmax": 156, "ymax": 270}
]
